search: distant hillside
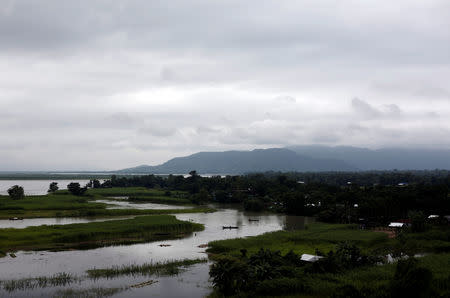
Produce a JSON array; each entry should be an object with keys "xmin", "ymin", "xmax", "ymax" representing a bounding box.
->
[
  {"xmin": 118, "ymin": 148, "xmax": 357, "ymax": 174},
  {"xmin": 287, "ymin": 145, "xmax": 450, "ymax": 170}
]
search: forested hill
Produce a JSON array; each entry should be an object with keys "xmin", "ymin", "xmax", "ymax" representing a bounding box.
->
[
  {"xmin": 118, "ymin": 148, "xmax": 357, "ymax": 174},
  {"xmin": 287, "ymin": 145, "xmax": 450, "ymax": 171}
]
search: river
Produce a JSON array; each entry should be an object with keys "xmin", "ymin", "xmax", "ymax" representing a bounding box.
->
[
  {"xmin": 0, "ymin": 182, "xmax": 314, "ymax": 297},
  {"xmin": 0, "ymin": 180, "xmax": 92, "ymax": 196}
]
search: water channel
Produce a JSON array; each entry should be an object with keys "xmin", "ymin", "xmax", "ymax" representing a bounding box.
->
[{"xmin": 0, "ymin": 181, "xmax": 315, "ymax": 297}]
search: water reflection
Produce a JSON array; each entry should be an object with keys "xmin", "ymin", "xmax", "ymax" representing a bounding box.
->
[
  {"xmin": 0, "ymin": 205, "xmax": 314, "ymax": 297},
  {"xmin": 95, "ymin": 199, "xmax": 189, "ymax": 210}
]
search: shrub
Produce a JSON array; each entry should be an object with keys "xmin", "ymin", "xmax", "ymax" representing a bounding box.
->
[{"xmin": 8, "ymin": 185, "xmax": 24, "ymax": 200}]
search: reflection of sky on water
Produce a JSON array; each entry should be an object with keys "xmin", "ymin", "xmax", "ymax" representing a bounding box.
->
[
  {"xmin": 0, "ymin": 205, "xmax": 313, "ymax": 297},
  {"xmin": 96, "ymin": 199, "xmax": 189, "ymax": 210}
]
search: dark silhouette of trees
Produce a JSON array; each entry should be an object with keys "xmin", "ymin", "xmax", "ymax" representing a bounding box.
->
[
  {"xmin": 48, "ymin": 182, "xmax": 59, "ymax": 193},
  {"xmin": 7, "ymin": 185, "xmax": 24, "ymax": 200},
  {"xmin": 67, "ymin": 182, "xmax": 87, "ymax": 196}
]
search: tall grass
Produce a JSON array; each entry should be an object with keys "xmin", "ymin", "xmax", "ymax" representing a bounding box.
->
[
  {"xmin": 0, "ymin": 273, "xmax": 78, "ymax": 292},
  {"xmin": 87, "ymin": 259, "xmax": 207, "ymax": 279},
  {"xmin": 0, "ymin": 215, "xmax": 203, "ymax": 254},
  {"xmin": 0, "ymin": 188, "xmax": 206, "ymax": 219},
  {"xmin": 86, "ymin": 187, "xmax": 187, "ymax": 197},
  {"xmin": 52, "ymin": 287, "xmax": 125, "ymax": 298},
  {"xmin": 0, "ymin": 194, "xmax": 106, "ymax": 211}
]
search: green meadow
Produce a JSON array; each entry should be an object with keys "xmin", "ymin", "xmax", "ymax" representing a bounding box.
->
[
  {"xmin": 0, "ymin": 187, "xmax": 211, "ymax": 219},
  {"xmin": 86, "ymin": 258, "xmax": 207, "ymax": 279},
  {"xmin": 208, "ymin": 223, "xmax": 389, "ymax": 256},
  {"xmin": 0, "ymin": 215, "xmax": 203, "ymax": 254},
  {"xmin": 207, "ymin": 223, "xmax": 450, "ymax": 297}
]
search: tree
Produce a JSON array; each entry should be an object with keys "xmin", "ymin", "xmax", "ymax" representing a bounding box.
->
[
  {"xmin": 92, "ymin": 179, "xmax": 101, "ymax": 189},
  {"xmin": 67, "ymin": 182, "xmax": 87, "ymax": 196},
  {"xmin": 8, "ymin": 185, "xmax": 24, "ymax": 200},
  {"xmin": 48, "ymin": 182, "xmax": 59, "ymax": 193}
]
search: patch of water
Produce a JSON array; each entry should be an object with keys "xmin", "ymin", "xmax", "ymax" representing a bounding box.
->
[
  {"xmin": 94, "ymin": 199, "xmax": 189, "ymax": 210},
  {"xmin": 0, "ymin": 206, "xmax": 314, "ymax": 297},
  {"xmin": 0, "ymin": 180, "xmax": 92, "ymax": 196}
]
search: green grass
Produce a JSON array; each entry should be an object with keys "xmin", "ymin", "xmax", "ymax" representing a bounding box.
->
[
  {"xmin": 207, "ymin": 223, "xmax": 450, "ymax": 297},
  {"xmin": 0, "ymin": 194, "xmax": 106, "ymax": 211},
  {"xmin": 0, "ymin": 215, "xmax": 203, "ymax": 254},
  {"xmin": 300, "ymin": 253, "xmax": 450, "ymax": 297},
  {"xmin": 85, "ymin": 187, "xmax": 187, "ymax": 197},
  {"xmin": 0, "ymin": 273, "xmax": 77, "ymax": 292},
  {"xmin": 0, "ymin": 190, "xmax": 214, "ymax": 219},
  {"xmin": 207, "ymin": 223, "xmax": 389, "ymax": 256},
  {"xmin": 49, "ymin": 207, "xmax": 215, "ymax": 218},
  {"xmin": 86, "ymin": 258, "xmax": 207, "ymax": 279},
  {"xmin": 52, "ymin": 287, "xmax": 125, "ymax": 298}
]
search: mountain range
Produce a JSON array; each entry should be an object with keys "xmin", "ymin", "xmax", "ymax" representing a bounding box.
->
[{"xmin": 118, "ymin": 146, "xmax": 450, "ymax": 174}]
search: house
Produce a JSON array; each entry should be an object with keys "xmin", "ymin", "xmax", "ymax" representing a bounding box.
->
[
  {"xmin": 388, "ymin": 222, "xmax": 406, "ymax": 228},
  {"xmin": 300, "ymin": 254, "xmax": 323, "ymax": 262}
]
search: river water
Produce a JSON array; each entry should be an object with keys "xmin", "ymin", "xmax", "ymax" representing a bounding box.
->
[
  {"xmin": 0, "ymin": 180, "xmax": 91, "ymax": 195},
  {"xmin": 0, "ymin": 182, "xmax": 315, "ymax": 297}
]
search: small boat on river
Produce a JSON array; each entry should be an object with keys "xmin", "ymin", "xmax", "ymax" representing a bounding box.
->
[
  {"xmin": 222, "ymin": 226, "xmax": 239, "ymax": 229},
  {"xmin": 248, "ymin": 219, "xmax": 259, "ymax": 222},
  {"xmin": 9, "ymin": 217, "xmax": 24, "ymax": 220}
]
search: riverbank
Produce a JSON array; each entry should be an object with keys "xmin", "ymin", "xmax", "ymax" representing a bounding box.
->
[
  {"xmin": 0, "ymin": 215, "xmax": 203, "ymax": 256},
  {"xmin": 0, "ymin": 187, "xmax": 213, "ymax": 219},
  {"xmin": 207, "ymin": 222, "xmax": 450, "ymax": 297}
]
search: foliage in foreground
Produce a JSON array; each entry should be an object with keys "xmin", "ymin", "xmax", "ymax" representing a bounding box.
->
[
  {"xmin": 208, "ymin": 223, "xmax": 450, "ymax": 297},
  {"xmin": 210, "ymin": 249, "xmax": 449, "ymax": 297}
]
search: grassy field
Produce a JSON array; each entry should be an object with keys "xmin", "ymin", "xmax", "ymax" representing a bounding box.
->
[
  {"xmin": 0, "ymin": 187, "xmax": 212, "ymax": 219},
  {"xmin": 0, "ymin": 215, "xmax": 203, "ymax": 254},
  {"xmin": 85, "ymin": 187, "xmax": 187, "ymax": 198},
  {"xmin": 86, "ymin": 259, "xmax": 207, "ymax": 279},
  {"xmin": 298, "ymin": 253, "xmax": 450, "ymax": 297},
  {"xmin": 0, "ymin": 194, "xmax": 106, "ymax": 211},
  {"xmin": 208, "ymin": 223, "xmax": 389, "ymax": 256},
  {"xmin": 207, "ymin": 223, "xmax": 450, "ymax": 297}
]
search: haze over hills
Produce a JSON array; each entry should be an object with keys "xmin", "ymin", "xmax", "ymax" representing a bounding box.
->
[
  {"xmin": 118, "ymin": 146, "xmax": 450, "ymax": 174},
  {"xmin": 118, "ymin": 148, "xmax": 357, "ymax": 174},
  {"xmin": 287, "ymin": 145, "xmax": 450, "ymax": 171}
]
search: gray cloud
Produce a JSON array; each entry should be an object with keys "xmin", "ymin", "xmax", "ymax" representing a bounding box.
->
[
  {"xmin": 351, "ymin": 98, "xmax": 382, "ymax": 119},
  {"xmin": 0, "ymin": 0, "xmax": 449, "ymax": 170}
]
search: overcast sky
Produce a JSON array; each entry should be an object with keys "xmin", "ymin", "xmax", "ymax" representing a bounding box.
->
[{"xmin": 1, "ymin": 0, "xmax": 449, "ymax": 170}]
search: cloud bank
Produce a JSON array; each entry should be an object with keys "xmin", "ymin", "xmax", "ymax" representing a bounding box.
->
[{"xmin": 1, "ymin": 0, "xmax": 449, "ymax": 170}]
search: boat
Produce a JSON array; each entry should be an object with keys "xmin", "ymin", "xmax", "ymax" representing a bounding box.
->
[
  {"xmin": 9, "ymin": 217, "xmax": 24, "ymax": 220},
  {"xmin": 222, "ymin": 226, "xmax": 239, "ymax": 229},
  {"xmin": 248, "ymin": 219, "xmax": 259, "ymax": 222}
]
